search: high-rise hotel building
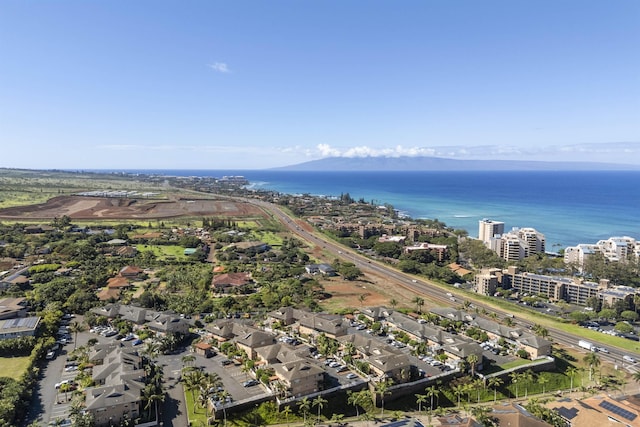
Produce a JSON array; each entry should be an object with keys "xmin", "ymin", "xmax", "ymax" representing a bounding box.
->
[{"xmin": 479, "ymin": 219, "xmax": 545, "ymax": 261}]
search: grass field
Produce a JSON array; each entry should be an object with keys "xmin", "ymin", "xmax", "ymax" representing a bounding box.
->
[
  {"xmin": 0, "ymin": 356, "xmax": 31, "ymax": 380},
  {"xmin": 135, "ymin": 244, "xmax": 188, "ymax": 260},
  {"xmin": 252, "ymin": 231, "xmax": 283, "ymax": 246}
]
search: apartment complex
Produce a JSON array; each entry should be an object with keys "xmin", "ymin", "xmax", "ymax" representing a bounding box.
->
[
  {"xmin": 478, "ymin": 220, "xmax": 545, "ymax": 261},
  {"xmin": 490, "ymin": 266, "xmax": 639, "ymax": 306},
  {"xmin": 85, "ymin": 344, "xmax": 146, "ymax": 426},
  {"xmin": 564, "ymin": 236, "xmax": 640, "ymax": 271},
  {"xmin": 478, "ymin": 219, "xmax": 504, "ymax": 243}
]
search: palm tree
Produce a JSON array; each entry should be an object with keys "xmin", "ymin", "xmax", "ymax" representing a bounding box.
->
[
  {"xmin": 470, "ymin": 406, "xmax": 494, "ymax": 426},
  {"xmin": 633, "ymin": 371, "xmax": 640, "ymax": 392},
  {"xmin": 389, "ymin": 298, "xmax": 398, "ymax": 309},
  {"xmin": 539, "ymin": 374, "xmax": 549, "ymax": 394},
  {"xmin": 343, "ymin": 341, "xmax": 356, "ymax": 364},
  {"xmin": 452, "ymin": 384, "xmax": 466, "ymax": 407},
  {"xmin": 488, "ymin": 376, "xmax": 503, "ymax": 403},
  {"xmin": 182, "ymin": 370, "xmax": 205, "ymax": 414},
  {"xmin": 59, "ymin": 382, "xmax": 72, "ymax": 403},
  {"xmin": 472, "ymin": 378, "xmax": 484, "ymax": 403},
  {"xmin": 374, "ymin": 378, "xmax": 393, "ymax": 415},
  {"xmin": 181, "ymin": 354, "xmax": 196, "ymax": 370},
  {"xmin": 425, "ymin": 385, "xmax": 439, "ymax": 411},
  {"xmin": 198, "ymin": 386, "xmax": 213, "ymax": 420},
  {"xmin": 217, "ymin": 390, "xmax": 231, "ymax": 427},
  {"xmin": 143, "ymin": 387, "xmax": 164, "ymax": 423},
  {"xmin": 298, "ymin": 397, "xmax": 311, "ymax": 425},
  {"xmin": 578, "ymin": 367, "xmax": 586, "ymax": 387},
  {"xmin": 415, "ymin": 393, "xmax": 427, "ymax": 413},
  {"xmin": 143, "ymin": 341, "xmax": 160, "ymax": 361},
  {"xmin": 347, "ymin": 390, "xmax": 362, "ymax": 418},
  {"xmin": 566, "ymin": 367, "xmax": 578, "ymax": 393},
  {"xmin": 467, "ymin": 353, "xmax": 479, "ymax": 376},
  {"xmin": 281, "ymin": 405, "xmax": 292, "ymax": 427},
  {"xmin": 522, "ymin": 370, "xmax": 534, "ymax": 398},
  {"xmin": 509, "ymin": 372, "xmax": 521, "ymax": 399},
  {"xmin": 583, "ymin": 352, "xmax": 601, "ymax": 382},
  {"xmin": 69, "ymin": 321, "xmax": 86, "ymax": 351},
  {"xmin": 312, "ymin": 395, "xmax": 327, "ymax": 424},
  {"xmin": 412, "ymin": 296, "xmax": 425, "ymax": 313}
]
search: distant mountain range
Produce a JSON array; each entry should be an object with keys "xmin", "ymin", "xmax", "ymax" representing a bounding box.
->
[{"xmin": 273, "ymin": 156, "xmax": 640, "ymax": 171}]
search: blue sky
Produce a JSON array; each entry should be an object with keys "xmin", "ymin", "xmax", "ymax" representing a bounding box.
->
[{"xmin": 1, "ymin": 1, "xmax": 639, "ymax": 169}]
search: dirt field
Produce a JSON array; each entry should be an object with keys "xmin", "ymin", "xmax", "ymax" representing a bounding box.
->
[{"xmin": 0, "ymin": 195, "xmax": 267, "ymax": 220}]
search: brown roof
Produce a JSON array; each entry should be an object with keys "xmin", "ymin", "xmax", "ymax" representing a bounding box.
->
[
  {"xmin": 448, "ymin": 263, "xmax": 473, "ymax": 276},
  {"xmin": 107, "ymin": 276, "xmax": 131, "ymax": 289},
  {"xmin": 120, "ymin": 265, "xmax": 143, "ymax": 276},
  {"xmin": 97, "ymin": 288, "xmax": 121, "ymax": 301},
  {"xmin": 194, "ymin": 342, "xmax": 212, "ymax": 350},
  {"xmin": 211, "ymin": 272, "xmax": 251, "ymax": 288}
]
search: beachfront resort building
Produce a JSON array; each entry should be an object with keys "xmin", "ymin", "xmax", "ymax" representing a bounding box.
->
[
  {"xmin": 478, "ymin": 220, "xmax": 545, "ymax": 261},
  {"xmin": 564, "ymin": 236, "xmax": 640, "ymax": 271},
  {"xmin": 482, "ymin": 266, "xmax": 639, "ymax": 306}
]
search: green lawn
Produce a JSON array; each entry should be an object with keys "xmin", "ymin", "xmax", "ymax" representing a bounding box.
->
[
  {"xmin": 499, "ymin": 359, "xmax": 537, "ymax": 370},
  {"xmin": 135, "ymin": 244, "xmax": 188, "ymax": 260},
  {"xmin": 252, "ymin": 231, "xmax": 283, "ymax": 246},
  {"xmin": 0, "ymin": 356, "xmax": 31, "ymax": 380},
  {"xmin": 184, "ymin": 388, "xmax": 211, "ymax": 426}
]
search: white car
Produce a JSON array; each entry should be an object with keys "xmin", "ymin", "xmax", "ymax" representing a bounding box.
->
[{"xmin": 346, "ymin": 373, "xmax": 358, "ymax": 379}]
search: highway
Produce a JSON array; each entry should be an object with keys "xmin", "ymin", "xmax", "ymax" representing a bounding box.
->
[{"xmin": 246, "ymin": 197, "xmax": 640, "ymax": 374}]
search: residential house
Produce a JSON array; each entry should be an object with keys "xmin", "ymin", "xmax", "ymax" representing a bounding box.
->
[
  {"xmin": 271, "ymin": 360, "xmax": 325, "ymax": 398},
  {"xmin": 85, "ymin": 345, "xmax": 146, "ymax": 427},
  {"xmin": 119, "ymin": 266, "xmax": 144, "ymax": 279},
  {"xmin": 266, "ymin": 307, "xmax": 347, "ymax": 338},
  {"xmin": 0, "ymin": 297, "xmax": 29, "ymax": 320},
  {"xmin": 547, "ymin": 394, "xmax": 640, "ymax": 427},
  {"xmin": 338, "ymin": 334, "xmax": 412, "ymax": 383},
  {"xmin": 211, "ymin": 272, "xmax": 253, "ymax": 293},
  {"xmin": 0, "ymin": 316, "xmax": 40, "ymax": 340},
  {"xmin": 490, "ymin": 403, "xmax": 553, "ymax": 427},
  {"xmin": 233, "ymin": 326, "xmax": 276, "ymax": 359},
  {"xmin": 296, "ymin": 311, "xmax": 347, "ymax": 339},
  {"xmin": 90, "ymin": 304, "xmax": 190, "ymax": 336},
  {"xmin": 304, "ymin": 264, "xmax": 336, "ymax": 276}
]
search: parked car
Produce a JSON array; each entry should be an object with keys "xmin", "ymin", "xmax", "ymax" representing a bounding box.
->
[
  {"xmin": 132, "ymin": 339, "xmax": 143, "ymax": 346},
  {"xmin": 242, "ymin": 379, "xmax": 259, "ymax": 387},
  {"xmin": 346, "ymin": 373, "xmax": 358, "ymax": 379}
]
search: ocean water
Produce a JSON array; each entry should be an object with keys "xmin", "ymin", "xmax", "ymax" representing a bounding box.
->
[{"xmin": 106, "ymin": 170, "xmax": 640, "ymax": 249}]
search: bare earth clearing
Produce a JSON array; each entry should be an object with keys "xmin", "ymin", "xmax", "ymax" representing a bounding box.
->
[{"xmin": 0, "ymin": 195, "xmax": 266, "ymax": 220}]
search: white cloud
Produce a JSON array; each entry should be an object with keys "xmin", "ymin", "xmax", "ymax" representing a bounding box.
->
[
  {"xmin": 316, "ymin": 144, "xmax": 342, "ymax": 157},
  {"xmin": 208, "ymin": 62, "xmax": 231, "ymax": 73},
  {"xmin": 306, "ymin": 142, "xmax": 640, "ymax": 165},
  {"xmin": 314, "ymin": 144, "xmax": 444, "ymax": 159}
]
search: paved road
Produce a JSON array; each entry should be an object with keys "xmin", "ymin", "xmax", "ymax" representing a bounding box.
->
[{"xmin": 245, "ymin": 197, "xmax": 640, "ymax": 373}]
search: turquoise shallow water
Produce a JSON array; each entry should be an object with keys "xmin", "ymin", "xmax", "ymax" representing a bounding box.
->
[{"xmin": 103, "ymin": 170, "xmax": 640, "ymax": 249}]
